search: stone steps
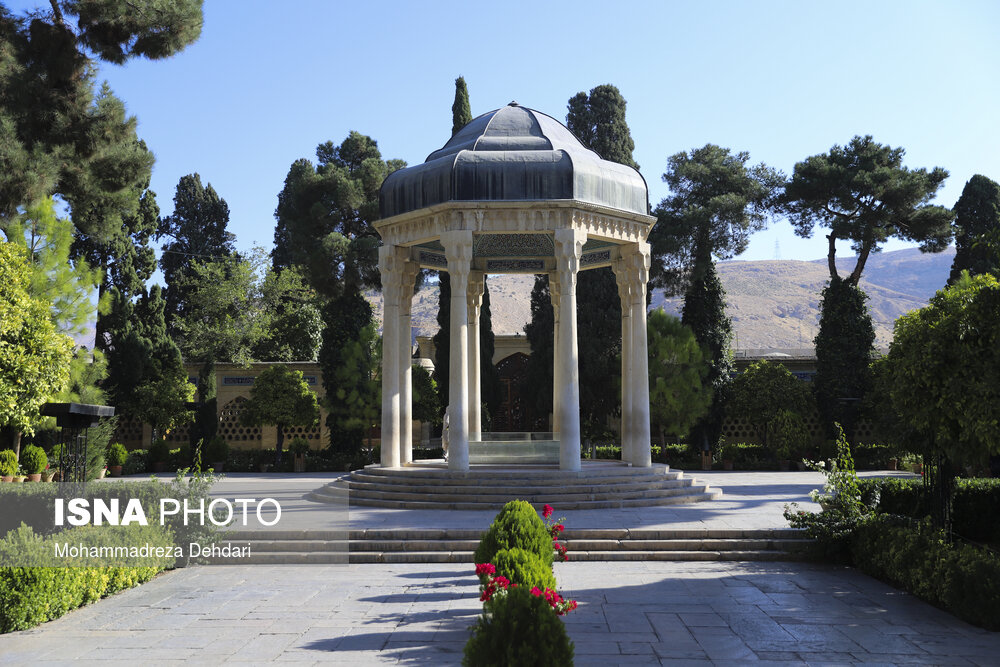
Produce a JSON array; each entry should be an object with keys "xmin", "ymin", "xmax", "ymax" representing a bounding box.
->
[
  {"xmin": 309, "ymin": 463, "xmax": 723, "ymax": 510},
  {"xmin": 210, "ymin": 528, "xmax": 811, "ymax": 564}
]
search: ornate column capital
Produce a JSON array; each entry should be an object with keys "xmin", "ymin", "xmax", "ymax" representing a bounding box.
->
[
  {"xmin": 553, "ymin": 228, "xmax": 586, "ymax": 294},
  {"xmin": 467, "ymin": 270, "xmax": 485, "ymax": 321},
  {"xmin": 441, "ymin": 230, "xmax": 474, "ymax": 286}
]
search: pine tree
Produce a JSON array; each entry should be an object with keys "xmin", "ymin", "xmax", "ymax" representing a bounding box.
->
[{"xmin": 157, "ymin": 173, "xmax": 237, "ymax": 330}]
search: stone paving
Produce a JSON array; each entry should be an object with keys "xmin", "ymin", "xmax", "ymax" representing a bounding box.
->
[
  {"xmin": 3, "ymin": 470, "xmax": 998, "ymax": 665},
  {"xmin": 3, "ymin": 560, "xmax": 999, "ymax": 665}
]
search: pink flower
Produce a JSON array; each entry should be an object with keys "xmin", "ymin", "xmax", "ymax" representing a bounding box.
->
[
  {"xmin": 475, "ymin": 563, "xmax": 496, "ymax": 576},
  {"xmin": 530, "ymin": 587, "xmax": 542, "ymax": 596},
  {"xmin": 542, "ymin": 504, "xmax": 553, "ymax": 518},
  {"xmin": 493, "ymin": 575, "xmax": 510, "ymax": 589}
]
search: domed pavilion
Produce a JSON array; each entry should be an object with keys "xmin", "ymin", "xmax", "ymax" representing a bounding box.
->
[{"xmin": 376, "ymin": 102, "xmax": 656, "ymax": 472}]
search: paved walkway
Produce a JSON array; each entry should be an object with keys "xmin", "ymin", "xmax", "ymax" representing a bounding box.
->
[{"xmin": 4, "ymin": 470, "xmax": 998, "ymax": 665}]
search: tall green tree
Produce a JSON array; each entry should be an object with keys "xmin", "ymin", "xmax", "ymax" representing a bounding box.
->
[
  {"xmin": 0, "ymin": 243, "xmax": 74, "ymax": 458},
  {"xmin": 2, "ymin": 197, "xmax": 101, "ymax": 338},
  {"xmin": 432, "ymin": 77, "xmax": 502, "ymax": 425},
  {"xmin": 566, "ymin": 84, "xmax": 638, "ymax": 169},
  {"xmin": 650, "ymin": 144, "xmax": 782, "ymax": 449},
  {"xmin": 525, "ymin": 83, "xmax": 638, "ymax": 438},
  {"xmin": 157, "ymin": 173, "xmax": 237, "ymax": 329},
  {"xmin": 104, "ymin": 284, "xmax": 192, "ymax": 441},
  {"xmin": 452, "ymin": 75, "xmax": 472, "ymax": 133},
  {"xmin": 0, "ymin": 2, "xmax": 201, "ymax": 234},
  {"xmin": 948, "ymin": 174, "xmax": 1000, "ymax": 284},
  {"xmin": 782, "ymin": 136, "xmax": 953, "ymax": 431},
  {"xmin": 783, "ymin": 135, "xmax": 953, "ymax": 286},
  {"xmin": 680, "ymin": 257, "xmax": 733, "ymax": 450},
  {"xmin": 729, "ymin": 360, "xmax": 811, "ymax": 449},
  {"xmin": 881, "ymin": 272, "xmax": 1000, "ymax": 530},
  {"xmin": 274, "ymin": 133, "xmax": 404, "ymax": 452},
  {"xmin": 646, "ymin": 309, "xmax": 710, "ymax": 447},
  {"xmin": 319, "ymin": 291, "xmax": 378, "ymax": 453},
  {"xmin": 241, "ymin": 365, "xmax": 319, "ymax": 465}
]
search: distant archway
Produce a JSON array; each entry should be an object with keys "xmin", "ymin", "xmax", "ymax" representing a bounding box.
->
[{"xmin": 494, "ymin": 352, "xmax": 530, "ymax": 432}]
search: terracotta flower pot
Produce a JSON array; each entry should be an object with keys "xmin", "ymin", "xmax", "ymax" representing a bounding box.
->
[
  {"xmin": 109, "ymin": 465, "xmax": 123, "ymax": 477},
  {"xmin": 0, "ymin": 475, "xmax": 12, "ymax": 483},
  {"xmin": 27, "ymin": 473, "xmax": 42, "ymax": 482}
]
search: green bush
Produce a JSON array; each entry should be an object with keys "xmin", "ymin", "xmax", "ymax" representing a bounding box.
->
[
  {"xmin": 0, "ymin": 524, "xmax": 171, "ymax": 633},
  {"xmin": 851, "ymin": 442, "xmax": 900, "ymax": 470},
  {"xmin": 19, "ymin": 445, "xmax": 47, "ymax": 475},
  {"xmin": 289, "ymin": 437, "xmax": 310, "ymax": 456},
  {"xmin": 148, "ymin": 439, "xmax": 170, "ymax": 464},
  {"xmin": 169, "ymin": 444, "xmax": 191, "ymax": 469},
  {"xmin": 463, "ymin": 584, "xmax": 574, "ymax": 667},
  {"xmin": 857, "ymin": 476, "xmax": 1000, "ymax": 543},
  {"xmin": 0, "ymin": 450, "xmax": 17, "ymax": 477},
  {"xmin": 852, "ymin": 516, "xmax": 1000, "ymax": 631},
  {"xmin": 491, "ymin": 547, "xmax": 557, "ymax": 591},
  {"xmin": 122, "ymin": 449, "xmax": 148, "ymax": 476},
  {"xmin": 203, "ymin": 436, "xmax": 229, "ymax": 464},
  {"xmin": 105, "ymin": 443, "xmax": 128, "ymax": 467},
  {"xmin": 770, "ymin": 410, "xmax": 810, "ymax": 460},
  {"xmin": 474, "ymin": 500, "xmax": 553, "ymax": 567}
]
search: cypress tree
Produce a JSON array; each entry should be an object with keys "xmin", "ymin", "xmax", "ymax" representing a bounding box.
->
[
  {"xmin": 948, "ymin": 174, "xmax": 1000, "ymax": 284},
  {"xmin": 452, "ymin": 76, "xmax": 472, "ymax": 134}
]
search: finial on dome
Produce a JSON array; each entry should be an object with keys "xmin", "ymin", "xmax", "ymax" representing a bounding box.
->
[{"xmin": 508, "ymin": 100, "xmax": 519, "ymax": 106}]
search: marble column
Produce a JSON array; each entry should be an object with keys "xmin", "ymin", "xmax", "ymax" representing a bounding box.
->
[
  {"xmin": 399, "ymin": 259, "xmax": 420, "ymax": 465},
  {"xmin": 378, "ymin": 245, "xmax": 403, "ymax": 468},
  {"xmin": 467, "ymin": 271, "xmax": 484, "ymax": 441},
  {"xmin": 613, "ymin": 257, "xmax": 634, "ymax": 465},
  {"xmin": 626, "ymin": 243, "xmax": 653, "ymax": 468},
  {"xmin": 549, "ymin": 272, "xmax": 561, "ymax": 436},
  {"xmin": 553, "ymin": 228, "xmax": 585, "ymax": 471},
  {"xmin": 441, "ymin": 230, "xmax": 473, "ymax": 471}
]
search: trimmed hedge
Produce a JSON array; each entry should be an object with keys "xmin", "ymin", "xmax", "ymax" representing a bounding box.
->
[
  {"xmin": 852, "ymin": 516, "xmax": 1000, "ymax": 631},
  {"xmin": 463, "ymin": 584, "xmax": 574, "ymax": 667},
  {"xmin": 474, "ymin": 500, "xmax": 552, "ymax": 567},
  {"xmin": 857, "ymin": 477, "xmax": 1000, "ymax": 543},
  {"xmin": 491, "ymin": 547, "xmax": 557, "ymax": 591},
  {"xmin": 0, "ymin": 523, "xmax": 172, "ymax": 633}
]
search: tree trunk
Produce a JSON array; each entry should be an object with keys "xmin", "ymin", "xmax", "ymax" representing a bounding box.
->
[
  {"xmin": 13, "ymin": 431, "xmax": 22, "ymax": 461},
  {"xmin": 275, "ymin": 425, "xmax": 285, "ymax": 465},
  {"xmin": 848, "ymin": 237, "xmax": 875, "ymax": 285},
  {"xmin": 826, "ymin": 234, "xmax": 839, "ymax": 280}
]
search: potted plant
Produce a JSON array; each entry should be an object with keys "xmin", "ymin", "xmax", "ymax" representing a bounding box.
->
[
  {"xmin": 0, "ymin": 449, "xmax": 17, "ymax": 482},
  {"xmin": 202, "ymin": 436, "xmax": 229, "ymax": 472},
  {"xmin": 148, "ymin": 439, "xmax": 171, "ymax": 473},
  {"xmin": 105, "ymin": 442, "xmax": 128, "ymax": 477},
  {"xmin": 20, "ymin": 445, "xmax": 47, "ymax": 482},
  {"xmin": 289, "ymin": 438, "xmax": 310, "ymax": 473}
]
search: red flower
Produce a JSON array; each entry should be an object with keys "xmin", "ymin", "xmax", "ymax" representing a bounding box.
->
[
  {"xmin": 542, "ymin": 504, "xmax": 553, "ymax": 518},
  {"xmin": 530, "ymin": 586, "xmax": 542, "ymax": 596},
  {"xmin": 475, "ymin": 563, "xmax": 496, "ymax": 576}
]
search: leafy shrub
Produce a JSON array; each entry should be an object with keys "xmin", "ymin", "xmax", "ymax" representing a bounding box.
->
[
  {"xmin": 105, "ymin": 443, "xmax": 128, "ymax": 467},
  {"xmin": 0, "ymin": 523, "xmax": 172, "ymax": 633},
  {"xmin": 203, "ymin": 436, "xmax": 229, "ymax": 464},
  {"xmin": 851, "ymin": 442, "xmax": 900, "ymax": 470},
  {"xmin": 0, "ymin": 450, "xmax": 17, "ymax": 477},
  {"xmin": 169, "ymin": 444, "xmax": 191, "ymax": 469},
  {"xmin": 122, "ymin": 449, "xmax": 148, "ymax": 476},
  {"xmin": 770, "ymin": 410, "xmax": 810, "ymax": 460},
  {"xmin": 148, "ymin": 439, "xmax": 170, "ymax": 464},
  {"xmin": 474, "ymin": 500, "xmax": 553, "ymax": 567},
  {"xmin": 852, "ymin": 516, "xmax": 1000, "ymax": 631},
  {"xmin": 288, "ymin": 437, "xmax": 310, "ymax": 456},
  {"xmin": 857, "ymin": 476, "xmax": 1000, "ymax": 543},
  {"xmin": 491, "ymin": 547, "xmax": 557, "ymax": 591},
  {"xmin": 463, "ymin": 584, "xmax": 574, "ymax": 667},
  {"xmin": 720, "ymin": 442, "xmax": 772, "ymax": 468},
  {"xmin": 20, "ymin": 445, "xmax": 47, "ymax": 475},
  {"xmin": 86, "ymin": 449, "xmax": 105, "ymax": 481}
]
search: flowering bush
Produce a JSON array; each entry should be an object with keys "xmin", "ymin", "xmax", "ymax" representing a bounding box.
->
[
  {"xmin": 542, "ymin": 503, "xmax": 569, "ymax": 562},
  {"xmin": 530, "ymin": 586, "xmax": 578, "ymax": 616},
  {"xmin": 462, "ymin": 584, "xmax": 574, "ymax": 666},
  {"xmin": 474, "ymin": 500, "xmax": 552, "ymax": 566}
]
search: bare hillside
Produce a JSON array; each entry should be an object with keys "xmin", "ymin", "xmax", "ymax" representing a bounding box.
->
[{"xmin": 367, "ymin": 247, "xmax": 955, "ymax": 350}]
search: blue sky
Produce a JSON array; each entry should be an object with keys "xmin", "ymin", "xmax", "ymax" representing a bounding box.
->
[{"xmin": 11, "ymin": 1, "xmax": 1000, "ymax": 268}]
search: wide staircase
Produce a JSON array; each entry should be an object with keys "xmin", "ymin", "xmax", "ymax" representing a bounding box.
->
[
  {"xmin": 306, "ymin": 461, "xmax": 720, "ymax": 510},
  {"xmin": 218, "ymin": 528, "xmax": 811, "ymax": 564}
]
